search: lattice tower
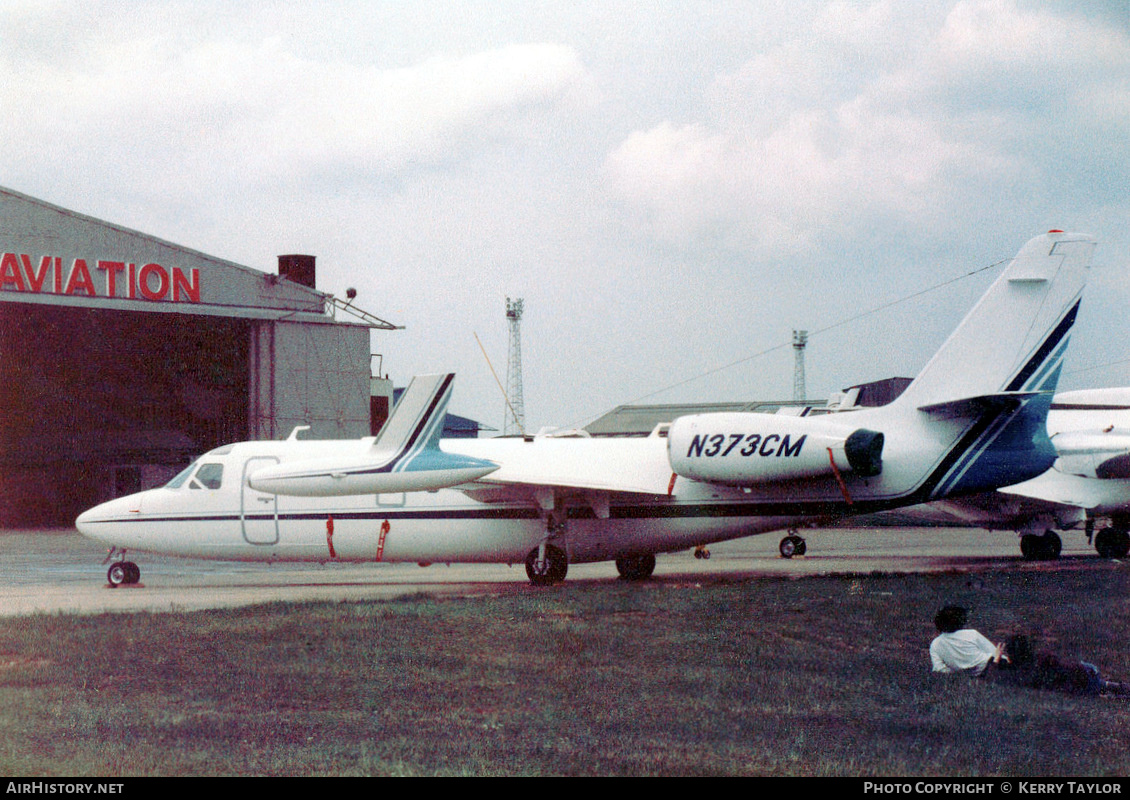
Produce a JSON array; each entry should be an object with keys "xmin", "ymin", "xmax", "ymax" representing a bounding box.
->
[
  {"xmin": 792, "ymin": 330, "xmax": 808, "ymax": 402},
  {"xmin": 504, "ymin": 297, "xmax": 527, "ymax": 435}
]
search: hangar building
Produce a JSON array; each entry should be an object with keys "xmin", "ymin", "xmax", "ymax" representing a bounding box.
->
[{"xmin": 0, "ymin": 186, "xmax": 398, "ymax": 527}]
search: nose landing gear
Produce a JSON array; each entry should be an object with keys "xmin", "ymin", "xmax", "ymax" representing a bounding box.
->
[
  {"xmin": 779, "ymin": 533, "xmax": 807, "ymax": 559},
  {"xmin": 107, "ymin": 560, "xmax": 141, "ymax": 587},
  {"xmin": 103, "ymin": 548, "xmax": 141, "ymax": 587}
]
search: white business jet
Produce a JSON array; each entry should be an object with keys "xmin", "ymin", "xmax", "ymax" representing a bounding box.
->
[{"xmin": 77, "ymin": 231, "xmax": 1095, "ymax": 586}]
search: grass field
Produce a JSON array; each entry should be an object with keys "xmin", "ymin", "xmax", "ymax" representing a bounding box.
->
[{"xmin": 1, "ymin": 561, "xmax": 1128, "ymax": 776}]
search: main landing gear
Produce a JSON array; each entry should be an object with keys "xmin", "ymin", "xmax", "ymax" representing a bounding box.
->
[
  {"xmin": 523, "ymin": 492, "xmax": 661, "ymax": 585},
  {"xmin": 1019, "ymin": 530, "xmax": 1062, "ymax": 561},
  {"xmin": 615, "ymin": 553, "xmax": 656, "ymax": 581},
  {"xmin": 1095, "ymin": 525, "xmax": 1130, "ymax": 559},
  {"xmin": 779, "ymin": 533, "xmax": 807, "ymax": 559},
  {"xmin": 1018, "ymin": 522, "xmax": 1130, "ymax": 561},
  {"xmin": 525, "ymin": 543, "xmax": 568, "ymax": 586}
]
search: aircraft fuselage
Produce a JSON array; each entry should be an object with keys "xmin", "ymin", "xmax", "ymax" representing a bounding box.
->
[{"xmin": 77, "ymin": 436, "xmax": 811, "ymax": 566}]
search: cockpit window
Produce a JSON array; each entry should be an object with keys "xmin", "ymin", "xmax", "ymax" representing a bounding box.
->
[
  {"xmin": 165, "ymin": 461, "xmax": 200, "ymax": 489},
  {"xmin": 165, "ymin": 461, "xmax": 224, "ymax": 490},
  {"xmin": 191, "ymin": 463, "xmax": 224, "ymax": 490}
]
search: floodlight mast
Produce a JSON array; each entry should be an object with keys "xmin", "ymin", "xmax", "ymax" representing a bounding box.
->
[
  {"xmin": 793, "ymin": 330, "xmax": 808, "ymax": 402},
  {"xmin": 505, "ymin": 297, "xmax": 527, "ymax": 436}
]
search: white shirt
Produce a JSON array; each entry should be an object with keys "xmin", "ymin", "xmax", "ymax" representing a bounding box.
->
[{"xmin": 930, "ymin": 629, "xmax": 998, "ymax": 675}]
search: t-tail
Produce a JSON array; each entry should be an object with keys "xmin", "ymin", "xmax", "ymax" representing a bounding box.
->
[
  {"xmin": 248, "ymin": 373, "xmax": 499, "ymax": 496},
  {"xmin": 891, "ymin": 231, "xmax": 1095, "ymax": 499},
  {"xmin": 666, "ymin": 232, "xmax": 1095, "ymax": 503}
]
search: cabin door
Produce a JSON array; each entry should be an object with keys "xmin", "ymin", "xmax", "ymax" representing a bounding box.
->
[{"xmin": 241, "ymin": 457, "xmax": 280, "ymax": 545}]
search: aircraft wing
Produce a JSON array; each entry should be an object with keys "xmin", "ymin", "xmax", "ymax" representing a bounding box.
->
[
  {"xmin": 1048, "ymin": 430, "xmax": 1130, "ymax": 479},
  {"xmin": 1000, "ymin": 468, "xmax": 1130, "ymax": 513},
  {"xmin": 908, "ymin": 392, "xmax": 1130, "ymax": 531},
  {"xmin": 997, "ymin": 422, "xmax": 1130, "ymax": 512},
  {"xmin": 452, "ymin": 433, "xmax": 676, "ymax": 497}
]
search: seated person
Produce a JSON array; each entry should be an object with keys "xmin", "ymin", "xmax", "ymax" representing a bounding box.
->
[{"xmin": 929, "ymin": 605, "xmax": 1003, "ymax": 676}]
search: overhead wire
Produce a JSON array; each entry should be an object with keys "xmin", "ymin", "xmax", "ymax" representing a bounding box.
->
[{"xmin": 566, "ymin": 255, "xmax": 1015, "ymax": 430}]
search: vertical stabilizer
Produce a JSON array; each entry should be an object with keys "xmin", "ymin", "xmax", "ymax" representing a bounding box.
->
[{"xmin": 894, "ymin": 232, "xmax": 1094, "ymax": 411}]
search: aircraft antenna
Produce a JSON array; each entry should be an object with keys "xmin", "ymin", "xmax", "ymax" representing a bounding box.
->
[
  {"xmin": 504, "ymin": 297, "xmax": 527, "ymax": 436},
  {"xmin": 792, "ymin": 330, "xmax": 808, "ymax": 402}
]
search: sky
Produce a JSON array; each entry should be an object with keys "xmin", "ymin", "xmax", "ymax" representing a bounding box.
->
[{"xmin": 2, "ymin": 0, "xmax": 1128, "ymax": 433}]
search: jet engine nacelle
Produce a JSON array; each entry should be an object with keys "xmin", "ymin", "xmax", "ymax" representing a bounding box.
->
[{"xmin": 667, "ymin": 412, "xmax": 883, "ymax": 486}]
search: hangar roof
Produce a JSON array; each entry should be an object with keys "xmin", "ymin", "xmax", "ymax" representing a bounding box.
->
[
  {"xmin": 584, "ymin": 378, "xmax": 915, "ymax": 436},
  {"xmin": 584, "ymin": 400, "xmax": 812, "ymax": 436},
  {"xmin": 0, "ymin": 185, "xmax": 398, "ymax": 329}
]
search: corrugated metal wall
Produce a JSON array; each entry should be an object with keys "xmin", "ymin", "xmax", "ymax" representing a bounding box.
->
[{"xmin": 0, "ymin": 187, "xmax": 377, "ymax": 527}]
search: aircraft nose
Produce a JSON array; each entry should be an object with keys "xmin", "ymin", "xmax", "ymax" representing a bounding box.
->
[
  {"xmin": 75, "ymin": 502, "xmax": 112, "ymax": 538},
  {"xmin": 74, "ymin": 504, "xmax": 104, "ymax": 534},
  {"xmin": 75, "ymin": 494, "xmax": 143, "ymax": 540}
]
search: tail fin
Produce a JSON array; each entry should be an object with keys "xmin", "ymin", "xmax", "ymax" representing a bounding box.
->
[
  {"xmin": 889, "ymin": 232, "xmax": 1095, "ymax": 500},
  {"xmin": 893, "ymin": 231, "xmax": 1094, "ymax": 411}
]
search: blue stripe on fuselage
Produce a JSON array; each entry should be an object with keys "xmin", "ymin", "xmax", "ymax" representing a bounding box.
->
[
  {"xmin": 923, "ymin": 298, "xmax": 1078, "ymax": 499},
  {"xmin": 928, "ymin": 393, "xmax": 1056, "ymax": 499}
]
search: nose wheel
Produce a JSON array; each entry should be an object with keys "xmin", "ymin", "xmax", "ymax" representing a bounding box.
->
[
  {"xmin": 779, "ymin": 534, "xmax": 807, "ymax": 558},
  {"xmin": 107, "ymin": 560, "xmax": 141, "ymax": 587}
]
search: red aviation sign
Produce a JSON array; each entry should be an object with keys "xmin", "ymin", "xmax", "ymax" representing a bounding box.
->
[{"xmin": 0, "ymin": 253, "xmax": 200, "ymax": 303}]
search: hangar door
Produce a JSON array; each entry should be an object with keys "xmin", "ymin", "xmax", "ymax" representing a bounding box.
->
[{"xmin": 0, "ymin": 303, "xmax": 250, "ymax": 526}]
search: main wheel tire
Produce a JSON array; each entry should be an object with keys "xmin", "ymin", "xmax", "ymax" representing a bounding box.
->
[
  {"xmin": 1096, "ymin": 528, "xmax": 1130, "ymax": 559},
  {"xmin": 615, "ymin": 553, "xmax": 657, "ymax": 581},
  {"xmin": 1021, "ymin": 531, "xmax": 1062, "ymax": 561},
  {"xmin": 525, "ymin": 544, "xmax": 568, "ymax": 586},
  {"xmin": 1041, "ymin": 530, "xmax": 1062, "ymax": 560}
]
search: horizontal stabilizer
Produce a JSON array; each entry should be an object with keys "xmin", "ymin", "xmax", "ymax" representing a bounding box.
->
[{"xmin": 917, "ymin": 392, "xmax": 1035, "ymax": 419}]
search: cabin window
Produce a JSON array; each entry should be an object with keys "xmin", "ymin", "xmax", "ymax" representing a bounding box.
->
[{"xmin": 191, "ymin": 463, "xmax": 224, "ymax": 490}]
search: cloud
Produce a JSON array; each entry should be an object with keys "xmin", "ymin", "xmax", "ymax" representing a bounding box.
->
[
  {"xmin": 601, "ymin": 0, "xmax": 1130, "ymax": 258},
  {"xmin": 2, "ymin": 1, "xmax": 1128, "ymax": 426},
  {"xmin": 1, "ymin": 33, "xmax": 594, "ymax": 194}
]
